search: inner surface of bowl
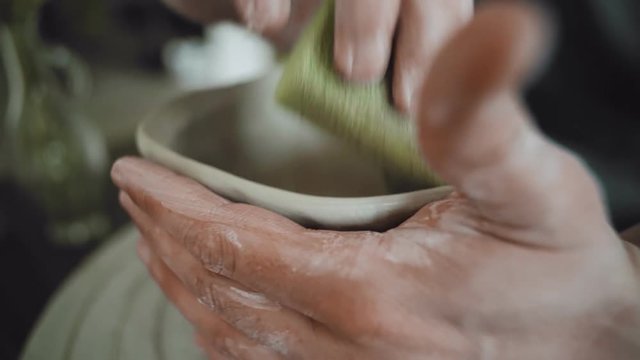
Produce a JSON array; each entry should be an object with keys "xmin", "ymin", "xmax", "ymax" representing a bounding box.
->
[{"xmin": 170, "ymin": 70, "xmax": 393, "ymax": 198}]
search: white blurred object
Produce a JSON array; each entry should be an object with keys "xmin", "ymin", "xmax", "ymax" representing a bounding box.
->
[{"xmin": 164, "ymin": 22, "xmax": 276, "ymax": 90}]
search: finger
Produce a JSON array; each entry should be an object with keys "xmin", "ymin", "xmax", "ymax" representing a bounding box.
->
[
  {"xmin": 136, "ymin": 240, "xmax": 277, "ymax": 360},
  {"xmin": 334, "ymin": 0, "xmax": 401, "ymax": 82},
  {"xmin": 267, "ymin": 0, "xmax": 324, "ymax": 51},
  {"xmin": 112, "ymin": 157, "xmax": 365, "ymax": 322},
  {"xmin": 127, "ymin": 195, "xmax": 347, "ymax": 358},
  {"xmin": 111, "ymin": 157, "xmax": 298, "ymax": 232},
  {"xmin": 417, "ymin": 3, "xmax": 609, "ymax": 244},
  {"xmin": 234, "ymin": 0, "xmax": 291, "ymax": 35},
  {"xmin": 393, "ymin": 0, "xmax": 472, "ymax": 113}
]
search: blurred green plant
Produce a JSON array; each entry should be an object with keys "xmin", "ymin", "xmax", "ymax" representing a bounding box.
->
[
  {"xmin": 55, "ymin": 0, "xmax": 108, "ymax": 40},
  {"xmin": 0, "ymin": 0, "xmax": 47, "ymax": 23},
  {"xmin": 1, "ymin": 3, "xmax": 110, "ymax": 245}
]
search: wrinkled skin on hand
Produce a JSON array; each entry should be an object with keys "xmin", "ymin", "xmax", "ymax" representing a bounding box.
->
[
  {"xmin": 161, "ymin": 0, "xmax": 473, "ymax": 113},
  {"xmin": 113, "ymin": 3, "xmax": 640, "ymax": 359}
]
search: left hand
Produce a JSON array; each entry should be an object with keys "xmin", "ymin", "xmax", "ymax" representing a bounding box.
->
[
  {"xmin": 113, "ymin": 3, "xmax": 640, "ymax": 359},
  {"xmin": 161, "ymin": 0, "xmax": 473, "ymax": 113}
]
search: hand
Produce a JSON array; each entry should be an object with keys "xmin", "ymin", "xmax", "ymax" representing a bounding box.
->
[
  {"xmin": 113, "ymin": 3, "xmax": 640, "ymax": 359},
  {"xmin": 161, "ymin": 0, "xmax": 472, "ymax": 113}
]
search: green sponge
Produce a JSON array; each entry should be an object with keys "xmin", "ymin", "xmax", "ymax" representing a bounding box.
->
[{"xmin": 276, "ymin": 0, "xmax": 442, "ymax": 187}]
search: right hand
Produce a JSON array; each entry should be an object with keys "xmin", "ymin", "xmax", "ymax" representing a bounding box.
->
[
  {"xmin": 117, "ymin": 3, "xmax": 640, "ymax": 358},
  {"xmin": 162, "ymin": 0, "xmax": 473, "ymax": 113}
]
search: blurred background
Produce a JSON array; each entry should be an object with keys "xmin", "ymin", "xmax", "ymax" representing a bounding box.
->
[{"xmin": 0, "ymin": 0, "xmax": 638, "ymax": 358}]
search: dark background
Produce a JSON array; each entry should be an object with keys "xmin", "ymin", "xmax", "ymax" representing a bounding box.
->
[{"xmin": 1, "ymin": 0, "xmax": 639, "ymax": 359}]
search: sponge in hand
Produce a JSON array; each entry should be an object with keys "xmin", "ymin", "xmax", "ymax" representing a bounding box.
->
[{"xmin": 276, "ymin": 0, "xmax": 442, "ymax": 187}]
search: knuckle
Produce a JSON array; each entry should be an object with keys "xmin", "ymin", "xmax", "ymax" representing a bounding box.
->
[
  {"xmin": 177, "ymin": 219, "xmax": 201, "ymax": 253},
  {"xmin": 199, "ymin": 224, "xmax": 240, "ymax": 278},
  {"xmin": 218, "ymin": 231, "xmax": 239, "ymax": 278},
  {"xmin": 176, "ymin": 220, "xmax": 241, "ymax": 279},
  {"xmin": 194, "ymin": 272, "xmax": 221, "ymax": 311}
]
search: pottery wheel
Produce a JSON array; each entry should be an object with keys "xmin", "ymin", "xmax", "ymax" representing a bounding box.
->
[{"xmin": 21, "ymin": 225, "xmax": 205, "ymax": 360}]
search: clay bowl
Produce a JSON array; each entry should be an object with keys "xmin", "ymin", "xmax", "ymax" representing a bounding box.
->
[{"xmin": 137, "ymin": 69, "xmax": 452, "ymax": 231}]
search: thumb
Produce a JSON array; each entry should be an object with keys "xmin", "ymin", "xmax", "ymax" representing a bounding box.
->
[{"xmin": 416, "ymin": 3, "xmax": 611, "ymax": 245}]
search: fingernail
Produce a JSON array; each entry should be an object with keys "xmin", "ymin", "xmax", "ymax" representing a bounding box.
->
[
  {"xmin": 138, "ymin": 240, "xmax": 151, "ymax": 264},
  {"xmin": 110, "ymin": 161, "xmax": 125, "ymax": 184},
  {"xmin": 344, "ymin": 45, "xmax": 355, "ymax": 79},
  {"xmin": 111, "ymin": 158, "xmax": 160, "ymax": 192},
  {"xmin": 111, "ymin": 157, "xmax": 142, "ymax": 185},
  {"xmin": 397, "ymin": 71, "xmax": 419, "ymax": 114},
  {"xmin": 349, "ymin": 33, "xmax": 389, "ymax": 82},
  {"xmin": 242, "ymin": 0, "xmax": 288, "ymax": 33},
  {"xmin": 401, "ymin": 81, "xmax": 414, "ymax": 114},
  {"xmin": 333, "ymin": 30, "xmax": 353, "ymax": 80}
]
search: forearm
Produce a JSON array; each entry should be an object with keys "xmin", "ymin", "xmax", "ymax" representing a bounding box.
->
[{"xmin": 161, "ymin": 0, "xmax": 238, "ymax": 24}]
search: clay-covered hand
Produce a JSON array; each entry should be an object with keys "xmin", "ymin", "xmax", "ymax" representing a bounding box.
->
[
  {"xmin": 161, "ymin": 0, "xmax": 472, "ymax": 113},
  {"xmin": 113, "ymin": 3, "xmax": 640, "ymax": 359}
]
